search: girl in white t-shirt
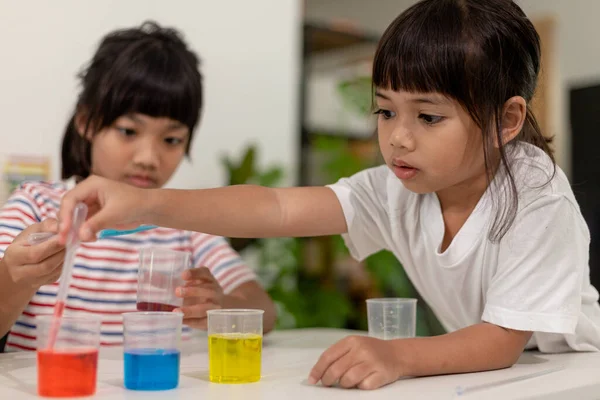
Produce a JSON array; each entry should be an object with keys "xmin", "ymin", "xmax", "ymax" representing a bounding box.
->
[{"xmin": 57, "ymin": 0, "xmax": 600, "ymax": 390}]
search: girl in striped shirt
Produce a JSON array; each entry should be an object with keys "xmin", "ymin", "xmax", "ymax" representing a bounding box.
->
[{"xmin": 0, "ymin": 21, "xmax": 276, "ymax": 351}]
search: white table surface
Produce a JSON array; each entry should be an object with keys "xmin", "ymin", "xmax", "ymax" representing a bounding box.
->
[{"xmin": 0, "ymin": 328, "xmax": 599, "ymax": 399}]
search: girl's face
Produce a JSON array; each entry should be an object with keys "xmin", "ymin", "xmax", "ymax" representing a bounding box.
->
[
  {"xmin": 375, "ymin": 88, "xmax": 488, "ymax": 197},
  {"xmin": 84, "ymin": 113, "xmax": 190, "ymax": 189}
]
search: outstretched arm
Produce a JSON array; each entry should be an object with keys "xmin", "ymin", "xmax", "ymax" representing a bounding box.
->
[{"xmin": 58, "ymin": 176, "xmax": 348, "ymax": 242}]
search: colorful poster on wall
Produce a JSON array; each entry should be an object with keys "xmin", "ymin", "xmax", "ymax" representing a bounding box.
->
[{"xmin": 0, "ymin": 155, "xmax": 51, "ymax": 205}]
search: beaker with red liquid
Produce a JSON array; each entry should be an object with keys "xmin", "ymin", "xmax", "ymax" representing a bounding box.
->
[
  {"xmin": 36, "ymin": 314, "xmax": 101, "ymax": 397},
  {"xmin": 136, "ymin": 247, "xmax": 191, "ymax": 312}
]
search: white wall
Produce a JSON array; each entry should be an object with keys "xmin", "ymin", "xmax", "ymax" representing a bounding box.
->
[
  {"xmin": 0, "ymin": 0, "xmax": 301, "ymax": 191},
  {"xmin": 518, "ymin": 0, "xmax": 600, "ymax": 86},
  {"xmin": 304, "ymin": 0, "xmax": 415, "ymax": 35},
  {"xmin": 305, "ymin": 0, "xmax": 600, "ymax": 178},
  {"xmin": 517, "ymin": 0, "xmax": 600, "ymax": 178}
]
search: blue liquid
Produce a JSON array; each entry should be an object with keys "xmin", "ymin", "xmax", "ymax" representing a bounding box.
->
[{"xmin": 124, "ymin": 349, "xmax": 180, "ymax": 391}]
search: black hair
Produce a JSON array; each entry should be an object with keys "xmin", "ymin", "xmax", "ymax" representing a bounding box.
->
[
  {"xmin": 373, "ymin": 0, "xmax": 554, "ymax": 242},
  {"xmin": 61, "ymin": 20, "xmax": 203, "ymax": 180}
]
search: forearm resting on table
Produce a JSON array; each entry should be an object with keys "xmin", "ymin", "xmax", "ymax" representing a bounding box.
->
[
  {"xmin": 0, "ymin": 261, "xmax": 37, "ymax": 337},
  {"xmin": 396, "ymin": 322, "xmax": 532, "ymax": 377},
  {"xmin": 148, "ymin": 185, "xmax": 347, "ymax": 238},
  {"xmin": 223, "ymin": 281, "xmax": 277, "ymax": 334}
]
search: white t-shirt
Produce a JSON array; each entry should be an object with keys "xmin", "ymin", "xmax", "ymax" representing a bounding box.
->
[{"xmin": 328, "ymin": 142, "xmax": 600, "ymax": 353}]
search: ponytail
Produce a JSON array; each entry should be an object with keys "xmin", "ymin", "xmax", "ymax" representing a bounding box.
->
[{"xmin": 61, "ymin": 115, "xmax": 92, "ymax": 180}]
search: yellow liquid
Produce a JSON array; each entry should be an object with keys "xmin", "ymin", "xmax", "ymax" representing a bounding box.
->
[{"xmin": 208, "ymin": 333, "xmax": 262, "ymax": 383}]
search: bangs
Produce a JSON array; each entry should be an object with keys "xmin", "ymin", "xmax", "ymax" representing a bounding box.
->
[
  {"xmin": 90, "ymin": 40, "xmax": 202, "ymax": 132},
  {"xmin": 373, "ymin": 0, "xmax": 475, "ymax": 103}
]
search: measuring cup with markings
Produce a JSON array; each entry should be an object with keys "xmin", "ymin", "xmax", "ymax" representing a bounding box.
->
[{"xmin": 366, "ymin": 298, "xmax": 417, "ymax": 340}]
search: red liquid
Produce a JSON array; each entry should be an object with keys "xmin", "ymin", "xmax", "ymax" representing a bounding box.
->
[
  {"xmin": 136, "ymin": 302, "xmax": 177, "ymax": 312},
  {"xmin": 37, "ymin": 348, "xmax": 98, "ymax": 397},
  {"xmin": 47, "ymin": 301, "xmax": 66, "ymax": 349}
]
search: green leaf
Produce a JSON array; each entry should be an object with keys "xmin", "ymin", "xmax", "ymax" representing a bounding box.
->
[
  {"xmin": 416, "ymin": 303, "xmax": 431, "ymax": 337},
  {"xmin": 365, "ymin": 251, "xmax": 416, "ymax": 298},
  {"xmin": 220, "ymin": 155, "xmax": 235, "ymax": 181},
  {"xmin": 424, "ymin": 303, "xmax": 447, "ymax": 336},
  {"xmin": 332, "ymin": 235, "xmax": 350, "ymax": 257},
  {"xmin": 313, "ymin": 136, "xmax": 345, "ymax": 152},
  {"xmin": 235, "ymin": 145, "xmax": 256, "ymax": 184},
  {"xmin": 309, "ymin": 289, "xmax": 354, "ymax": 328},
  {"xmin": 256, "ymin": 167, "xmax": 284, "ymax": 187},
  {"xmin": 336, "ymin": 76, "xmax": 374, "ymax": 117}
]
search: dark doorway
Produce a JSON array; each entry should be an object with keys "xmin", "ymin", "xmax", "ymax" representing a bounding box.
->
[{"xmin": 570, "ymin": 83, "xmax": 600, "ymax": 292}]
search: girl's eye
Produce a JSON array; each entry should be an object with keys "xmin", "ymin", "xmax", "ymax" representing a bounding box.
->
[
  {"xmin": 165, "ymin": 137, "xmax": 184, "ymax": 146},
  {"xmin": 419, "ymin": 114, "xmax": 444, "ymax": 125},
  {"xmin": 117, "ymin": 127, "xmax": 136, "ymax": 136},
  {"xmin": 373, "ymin": 109, "xmax": 395, "ymax": 119}
]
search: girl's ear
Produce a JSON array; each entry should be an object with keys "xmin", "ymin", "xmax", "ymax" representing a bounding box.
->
[
  {"xmin": 74, "ymin": 109, "xmax": 93, "ymax": 139},
  {"xmin": 496, "ymin": 96, "xmax": 527, "ymax": 147}
]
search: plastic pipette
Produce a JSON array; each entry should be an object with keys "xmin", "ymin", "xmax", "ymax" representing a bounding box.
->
[
  {"xmin": 46, "ymin": 203, "xmax": 88, "ymax": 349},
  {"xmin": 28, "ymin": 225, "xmax": 158, "ymax": 246}
]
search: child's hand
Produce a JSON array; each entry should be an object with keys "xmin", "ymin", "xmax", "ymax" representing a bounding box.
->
[
  {"xmin": 57, "ymin": 175, "xmax": 149, "ymax": 243},
  {"xmin": 174, "ymin": 267, "xmax": 223, "ymax": 329},
  {"xmin": 1, "ymin": 219, "xmax": 66, "ymax": 288},
  {"xmin": 308, "ymin": 335, "xmax": 402, "ymax": 390}
]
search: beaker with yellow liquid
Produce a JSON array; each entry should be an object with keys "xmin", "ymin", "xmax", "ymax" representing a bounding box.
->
[{"xmin": 207, "ymin": 309, "xmax": 264, "ymax": 383}]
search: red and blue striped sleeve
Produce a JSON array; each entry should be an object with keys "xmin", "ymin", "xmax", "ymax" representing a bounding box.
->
[{"xmin": 190, "ymin": 232, "xmax": 257, "ymax": 294}]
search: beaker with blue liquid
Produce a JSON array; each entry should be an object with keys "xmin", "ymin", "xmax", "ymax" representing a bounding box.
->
[{"xmin": 122, "ymin": 311, "xmax": 183, "ymax": 390}]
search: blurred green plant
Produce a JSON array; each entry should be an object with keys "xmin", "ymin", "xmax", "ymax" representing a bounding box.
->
[
  {"xmin": 220, "ymin": 145, "xmax": 354, "ymax": 329},
  {"xmin": 256, "ymin": 236, "xmax": 354, "ymax": 329},
  {"xmin": 220, "ymin": 145, "xmax": 284, "ymax": 253},
  {"xmin": 220, "ymin": 144, "xmax": 283, "ymax": 187},
  {"xmin": 336, "ymin": 76, "xmax": 374, "ymax": 117}
]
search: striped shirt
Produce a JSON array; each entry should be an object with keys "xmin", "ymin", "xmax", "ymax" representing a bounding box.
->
[{"xmin": 0, "ymin": 181, "xmax": 257, "ymax": 351}]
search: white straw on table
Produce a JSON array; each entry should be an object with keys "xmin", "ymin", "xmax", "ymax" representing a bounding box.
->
[{"xmin": 455, "ymin": 365, "xmax": 564, "ymax": 396}]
